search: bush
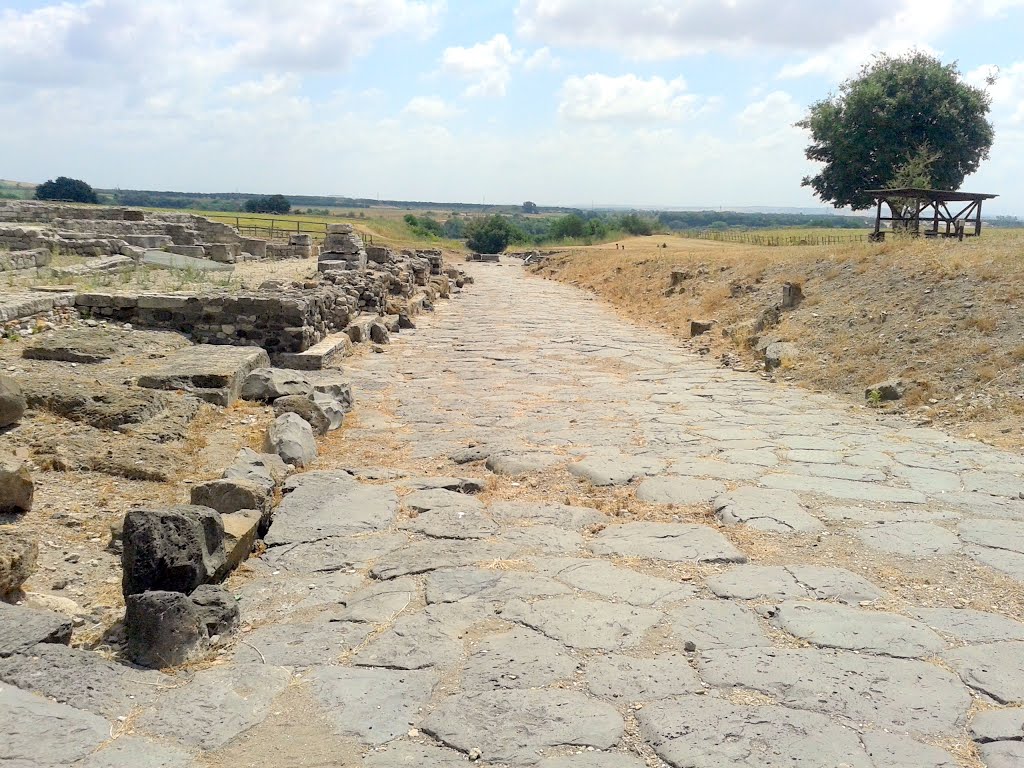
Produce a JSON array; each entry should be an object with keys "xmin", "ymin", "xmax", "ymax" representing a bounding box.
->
[
  {"xmin": 403, "ymin": 214, "xmax": 443, "ymax": 238},
  {"xmin": 244, "ymin": 194, "xmax": 291, "ymax": 214},
  {"xmin": 34, "ymin": 176, "xmax": 99, "ymax": 204},
  {"xmin": 465, "ymin": 215, "xmax": 519, "ymax": 254}
]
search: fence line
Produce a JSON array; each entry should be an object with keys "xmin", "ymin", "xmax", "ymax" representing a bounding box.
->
[{"xmin": 679, "ymin": 229, "xmax": 868, "ymax": 247}]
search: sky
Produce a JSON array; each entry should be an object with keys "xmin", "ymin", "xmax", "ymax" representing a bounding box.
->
[{"xmin": 1, "ymin": 0, "xmax": 1023, "ymax": 213}]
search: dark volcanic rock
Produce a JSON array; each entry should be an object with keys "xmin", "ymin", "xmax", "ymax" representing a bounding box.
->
[{"xmin": 121, "ymin": 505, "xmax": 225, "ymax": 596}]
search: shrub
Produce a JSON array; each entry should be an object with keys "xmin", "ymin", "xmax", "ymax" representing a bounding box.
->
[
  {"xmin": 34, "ymin": 176, "xmax": 99, "ymax": 204},
  {"xmin": 465, "ymin": 215, "xmax": 519, "ymax": 254},
  {"xmin": 244, "ymin": 194, "xmax": 290, "ymax": 214}
]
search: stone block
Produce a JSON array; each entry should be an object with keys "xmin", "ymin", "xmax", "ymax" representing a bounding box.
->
[
  {"xmin": 0, "ymin": 375, "xmax": 26, "ymax": 428},
  {"xmin": 190, "ymin": 477, "xmax": 270, "ymax": 521},
  {"xmin": 265, "ymin": 412, "xmax": 317, "ymax": 468},
  {"xmin": 0, "ymin": 531, "xmax": 37, "ymax": 598},
  {"xmin": 0, "ymin": 453, "xmax": 33, "ymax": 514},
  {"xmin": 222, "ymin": 448, "xmax": 290, "ymax": 496},
  {"xmin": 121, "ymin": 505, "xmax": 226, "ymax": 597},
  {"xmin": 276, "ymin": 332, "xmax": 353, "ymax": 370},
  {"xmin": 274, "ymin": 394, "xmax": 331, "ymax": 436},
  {"xmin": 240, "ymin": 238, "xmax": 267, "ymax": 260},
  {"xmin": 137, "ymin": 344, "xmax": 270, "ymax": 406},
  {"xmin": 218, "ymin": 509, "xmax": 261, "ymax": 576},
  {"xmin": 240, "ymin": 367, "xmax": 313, "ymax": 401},
  {"xmin": 0, "ymin": 602, "xmax": 72, "ymax": 657},
  {"xmin": 124, "ymin": 590, "xmax": 204, "ymax": 668},
  {"xmin": 188, "ymin": 584, "xmax": 240, "ymax": 637}
]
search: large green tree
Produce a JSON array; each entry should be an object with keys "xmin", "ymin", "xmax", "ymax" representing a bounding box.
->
[
  {"xmin": 799, "ymin": 52, "xmax": 994, "ymax": 209},
  {"xmin": 465, "ymin": 215, "xmax": 518, "ymax": 254},
  {"xmin": 34, "ymin": 176, "xmax": 99, "ymax": 204}
]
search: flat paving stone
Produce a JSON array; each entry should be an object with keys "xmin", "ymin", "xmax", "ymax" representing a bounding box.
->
[
  {"xmin": 638, "ymin": 695, "xmax": 874, "ymax": 768},
  {"xmin": 498, "ymin": 525, "xmax": 584, "ymax": 555},
  {"xmin": 856, "ymin": 521, "xmax": 961, "ymax": 557},
  {"xmin": 760, "ymin": 473, "xmax": 927, "ymax": 504},
  {"xmin": 0, "ymin": 602, "xmax": 72, "ymax": 657},
  {"xmin": 819, "ymin": 505, "xmax": 958, "ymax": 523},
  {"xmin": 425, "ymin": 567, "xmax": 571, "ymax": 605},
  {"xmin": 912, "ymin": 607, "xmax": 1024, "ymax": 644},
  {"xmin": 361, "ymin": 742, "xmax": 471, "ymax": 767},
  {"xmin": 634, "ymin": 476, "xmax": 726, "ymax": 505},
  {"xmin": 309, "ymin": 666, "xmax": 437, "ymax": 745},
  {"xmin": 352, "ymin": 603, "xmax": 482, "ymax": 671},
  {"xmin": 488, "ymin": 501, "xmax": 605, "ymax": 529},
  {"xmin": 589, "ymin": 522, "xmax": 746, "ymax": 564},
  {"xmin": 137, "ymin": 664, "xmax": 290, "ymax": 750},
  {"xmin": 584, "ymin": 653, "xmax": 702, "ymax": 701},
  {"xmin": 670, "ymin": 599, "xmax": 771, "ymax": 650},
  {"xmin": 399, "ymin": 507, "xmax": 498, "ymax": 540},
  {"xmin": 697, "ymin": 648, "xmax": 971, "ymax": 733},
  {"xmin": 960, "ymin": 518, "xmax": 1024, "ymax": 553},
  {"xmin": 859, "ymin": 732, "xmax": 958, "ymax": 768},
  {"xmin": 485, "ymin": 451, "xmax": 563, "ymax": 476},
  {"xmin": 536, "ymin": 755, "xmax": 646, "ymax": 768},
  {"xmin": 461, "ymin": 628, "xmax": 578, "ymax": 690},
  {"xmin": 707, "ymin": 564, "xmax": 887, "ymax": 604},
  {"xmin": 536, "ymin": 558, "xmax": 697, "ymax": 606},
  {"xmin": 263, "ymin": 533, "xmax": 408, "ymax": 574},
  {"xmin": 332, "ymin": 577, "xmax": 418, "ymax": 623},
  {"xmin": 264, "ymin": 472, "xmax": 398, "ymax": 546},
  {"xmin": 980, "ymin": 742, "xmax": 1024, "ymax": 768},
  {"xmin": 502, "ymin": 596, "xmax": 663, "ymax": 650},
  {"xmin": 969, "ymin": 707, "xmax": 1024, "ymax": 742},
  {"xmin": 72, "ymin": 736, "xmax": 194, "ymax": 768},
  {"xmin": 2, "ymin": 682, "xmax": 111, "ymax": 768},
  {"xmin": 568, "ymin": 453, "xmax": 666, "ymax": 486},
  {"xmin": 964, "ymin": 546, "xmax": 1024, "ymax": 582},
  {"xmin": 768, "ymin": 601, "xmax": 946, "ymax": 658},
  {"xmin": 942, "ymin": 642, "xmax": 1024, "ymax": 704},
  {"xmin": 714, "ymin": 487, "xmax": 823, "ymax": 533},
  {"xmin": 422, "ymin": 689, "xmax": 624, "ymax": 766},
  {"xmin": 667, "ymin": 458, "xmax": 765, "ymax": 482},
  {"xmin": 232, "ymin": 620, "xmax": 372, "ymax": 667},
  {"xmin": 0, "ymin": 643, "xmax": 169, "ymax": 718},
  {"xmin": 370, "ymin": 540, "xmax": 516, "ymax": 580}
]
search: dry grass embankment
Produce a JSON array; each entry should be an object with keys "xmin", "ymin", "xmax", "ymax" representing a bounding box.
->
[{"xmin": 534, "ymin": 230, "xmax": 1024, "ymax": 448}]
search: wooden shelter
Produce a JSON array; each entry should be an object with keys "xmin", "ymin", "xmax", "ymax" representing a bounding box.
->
[{"xmin": 865, "ymin": 187, "xmax": 997, "ymax": 241}]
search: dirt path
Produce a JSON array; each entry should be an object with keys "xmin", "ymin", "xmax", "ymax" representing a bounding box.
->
[{"xmin": 8, "ymin": 259, "xmax": 1024, "ymax": 768}]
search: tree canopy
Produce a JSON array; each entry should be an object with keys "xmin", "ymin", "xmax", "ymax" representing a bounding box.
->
[
  {"xmin": 34, "ymin": 176, "xmax": 99, "ymax": 204},
  {"xmin": 244, "ymin": 194, "xmax": 291, "ymax": 214},
  {"xmin": 799, "ymin": 52, "xmax": 994, "ymax": 210},
  {"xmin": 465, "ymin": 215, "xmax": 517, "ymax": 254}
]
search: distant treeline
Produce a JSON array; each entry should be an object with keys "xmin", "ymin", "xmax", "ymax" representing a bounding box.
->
[{"xmin": 657, "ymin": 211, "xmax": 871, "ymax": 230}]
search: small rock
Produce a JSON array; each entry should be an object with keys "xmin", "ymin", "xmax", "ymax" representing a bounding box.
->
[
  {"xmin": 0, "ymin": 452, "xmax": 33, "ymax": 513},
  {"xmin": 690, "ymin": 320, "xmax": 714, "ymax": 337},
  {"xmin": 866, "ymin": 379, "xmax": 905, "ymax": 401},
  {"xmin": 0, "ymin": 531, "xmax": 38, "ymax": 598},
  {"xmin": 273, "ymin": 395, "xmax": 331, "ymax": 437},
  {"xmin": 0, "ymin": 374, "xmax": 26, "ymax": 427},
  {"xmin": 265, "ymin": 413, "xmax": 317, "ymax": 468},
  {"xmin": 240, "ymin": 368, "xmax": 313, "ymax": 401}
]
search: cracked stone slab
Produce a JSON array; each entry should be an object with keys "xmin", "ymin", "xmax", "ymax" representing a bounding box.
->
[
  {"xmin": 714, "ymin": 487, "xmax": 823, "ymax": 533},
  {"xmin": 461, "ymin": 628, "xmax": 578, "ymax": 690},
  {"xmin": 136, "ymin": 663, "xmax": 290, "ymax": 750},
  {"xmin": 969, "ymin": 707, "xmax": 1024, "ymax": 743},
  {"xmin": 859, "ymin": 732, "xmax": 958, "ymax": 768},
  {"xmin": 263, "ymin": 533, "xmax": 408, "ymax": 574},
  {"xmin": 232, "ymin": 620, "xmax": 372, "ymax": 667},
  {"xmin": 72, "ymin": 736, "xmax": 194, "ymax": 768},
  {"xmin": 361, "ymin": 741, "xmax": 471, "ymax": 767},
  {"xmin": 332, "ymin": 577, "xmax": 418, "ymax": 623},
  {"xmin": 942, "ymin": 642, "xmax": 1024, "ymax": 704},
  {"xmin": 0, "ymin": 602, "xmax": 73, "ymax": 657},
  {"xmin": 537, "ymin": 755, "xmax": 646, "ymax": 768},
  {"xmin": 2, "ymin": 682, "xmax": 111, "ymax": 768},
  {"xmin": 584, "ymin": 653, "xmax": 702, "ymax": 701},
  {"xmin": 667, "ymin": 458, "xmax": 765, "ymax": 482},
  {"xmin": 706, "ymin": 564, "xmax": 887, "ymax": 604},
  {"xmin": 370, "ymin": 540, "xmax": 516, "ymax": 580},
  {"xmin": 488, "ymin": 501, "xmax": 605, "ymax": 529},
  {"xmin": 856, "ymin": 522, "xmax": 961, "ymax": 557},
  {"xmin": 422, "ymin": 689, "xmax": 623, "ymax": 766},
  {"xmin": 980, "ymin": 742, "xmax": 1024, "ymax": 768},
  {"xmin": 498, "ymin": 525, "xmax": 585, "ymax": 555},
  {"xmin": 819, "ymin": 505, "xmax": 958, "ymax": 523},
  {"xmin": 965, "ymin": 546, "xmax": 1024, "ymax": 582},
  {"xmin": 425, "ymin": 567, "xmax": 571, "ymax": 605},
  {"xmin": 400, "ymin": 488, "xmax": 485, "ymax": 514},
  {"xmin": 502, "ymin": 596, "xmax": 663, "ymax": 650},
  {"xmin": 589, "ymin": 522, "xmax": 746, "ymax": 564},
  {"xmin": 960, "ymin": 519, "xmax": 1024, "ymax": 554},
  {"xmin": 912, "ymin": 607, "xmax": 1024, "ymax": 644},
  {"xmin": 670, "ymin": 599, "xmax": 771, "ymax": 650},
  {"xmin": 536, "ymin": 558, "xmax": 696, "ymax": 607},
  {"xmin": 234, "ymin": 572, "xmax": 364, "ymax": 624},
  {"xmin": 697, "ymin": 648, "xmax": 971, "ymax": 733},
  {"xmin": 352, "ymin": 603, "xmax": 481, "ymax": 671},
  {"xmin": 399, "ymin": 476, "xmax": 486, "ymax": 494},
  {"xmin": 485, "ymin": 451, "xmax": 563, "ymax": 476},
  {"xmin": 264, "ymin": 472, "xmax": 399, "ymax": 546},
  {"xmin": 634, "ymin": 476, "xmax": 726, "ymax": 505},
  {"xmin": 0, "ymin": 643, "xmax": 170, "ymax": 718},
  {"xmin": 399, "ymin": 507, "xmax": 498, "ymax": 540},
  {"xmin": 638, "ymin": 695, "xmax": 874, "ymax": 768},
  {"xmin": 309, "ymin": 666, "xmax": 437, "ymax": 746},
  {"xmin": 568, "ymin": 453, "xmax": 666, "ymax": 486},
  {"xmin": 759, "ymin": 473, "xmax": 927, "ymax": 504},
  {"xmin": 767, "ymin": 601, "xmax": 945, "ymax": 658}
]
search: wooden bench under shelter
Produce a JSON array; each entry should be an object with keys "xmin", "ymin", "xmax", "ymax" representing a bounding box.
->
[{"xmin": 865, "ymin": 187, "xmax": 997, "ymax": 241}]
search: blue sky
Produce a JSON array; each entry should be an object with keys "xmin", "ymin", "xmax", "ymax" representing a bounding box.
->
[{"xmin": 2, "ymin": 0, "xmax": 1023, "ymax": 213}]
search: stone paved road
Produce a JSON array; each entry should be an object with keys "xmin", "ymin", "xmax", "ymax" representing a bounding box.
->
[{"xmin": 6, "ymin": 260, "xmax": 1024, "ymax": 767}]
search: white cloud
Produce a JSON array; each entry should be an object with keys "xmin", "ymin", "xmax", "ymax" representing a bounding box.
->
[
  {"xmin": 524, "ymin": 47, "xmax": 560, "ymax": 72},
  {"xmin": 402, "ymin": 96, "xmax": 463, "ymax": 121},
  {"xmin": 969, "ymin": 62, "xmax": 1024, "ymax": 124},
  {"xmin": 559, "ymin": 74, "xmax": 697, "ymax": 122},
  {"xmin": 225, "ymin": 75, "xmax": 298, "ymax": 101},
  {"xmin": 440, "ymin": 34, "xmax": 522, "ymax": 98},
  {"xmin": 737, "ymin": 91, "xmax": 802, "ymax": 128}
]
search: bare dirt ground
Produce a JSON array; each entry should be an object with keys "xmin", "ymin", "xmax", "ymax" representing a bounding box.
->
[{"xmin": 532, "ymin": 231, "xmax": 1024, "ymax": 450}]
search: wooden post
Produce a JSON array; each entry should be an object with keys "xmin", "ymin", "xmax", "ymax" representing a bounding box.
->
[
  {"xmin": 873, "ymin": 198, "xmax": 882, "ymax": 237},
  {"xmin": 976, "ymin": 200, "xmax": 983, "ymax": 236}
]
